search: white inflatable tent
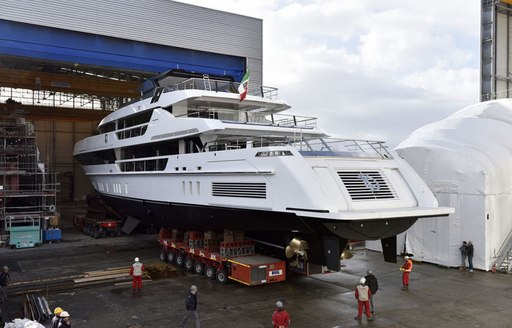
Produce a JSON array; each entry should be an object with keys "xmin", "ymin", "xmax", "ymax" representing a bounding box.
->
[{"xmin": 368, "ymin": 99, "xmax": 512, "ymax": 271}]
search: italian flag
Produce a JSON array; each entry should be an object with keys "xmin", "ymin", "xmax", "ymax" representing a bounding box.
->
[{"xmin": 238, "ymin": 66, "xmax": 250, "ymax": 101}]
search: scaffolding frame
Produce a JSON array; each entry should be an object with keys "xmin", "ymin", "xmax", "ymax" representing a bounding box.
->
[{"xmin": 0, "ymin": 116, "xmax": 59, "ymax": 239}]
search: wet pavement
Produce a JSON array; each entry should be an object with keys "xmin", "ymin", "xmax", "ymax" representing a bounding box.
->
[{"xmin": 1, "ymin": 205, "xmax": 512, "ymax": 328}]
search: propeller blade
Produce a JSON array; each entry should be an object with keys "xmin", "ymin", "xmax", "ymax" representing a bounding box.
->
[
  {"xmin": 285, "ymin": 246, "xmax": 296, "ymax": 259},
  {"xmin": 289, "ymin": 238, "xmax": 302, "ymax": 250},
  {"xmin": 341, "ymin": 249, "xmax": 353, "ymax": 260}
]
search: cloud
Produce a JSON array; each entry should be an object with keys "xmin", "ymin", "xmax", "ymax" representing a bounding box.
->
[{"xmin": 177, "ymin": 0, "xmax": 480, "ymax": 147}]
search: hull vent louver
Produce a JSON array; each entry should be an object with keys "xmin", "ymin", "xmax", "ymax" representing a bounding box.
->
[
  {"xmin": 337, "ymin": 170, "xmax": 396, "ymax": 200},
  {"xmin": 212, "ymin": 182, "xmax": 267, "ymax": 199}
]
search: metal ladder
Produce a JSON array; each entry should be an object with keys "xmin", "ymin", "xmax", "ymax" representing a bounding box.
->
[
  {"xmin": 203, "ymin": 74, "xmax": 211, "ymax": 91},
  {"xmin": 498, "ymin": 249, "xmax": 512, "ymax": 274},
  {"xmin": 495, "ymin": 228, "xmax": 512, "ymax": 274}
]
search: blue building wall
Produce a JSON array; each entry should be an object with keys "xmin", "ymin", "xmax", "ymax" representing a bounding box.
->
[{"xmin": 0, "ymin": 19, "xmax": 245, "ymax": 80}]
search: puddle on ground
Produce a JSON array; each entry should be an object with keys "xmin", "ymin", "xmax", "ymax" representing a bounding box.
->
[{"xmin": 145, "ymin": 263, "xmax": 177, "ymax": 280}]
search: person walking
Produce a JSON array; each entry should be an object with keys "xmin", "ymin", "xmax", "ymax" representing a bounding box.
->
[
  {"xmin": 354, "ymin": 277, "xmax": 374, "ymax": 322},
  {"xmin": 467, "ymin": 241, "xmax": 474, "ymax": 272},
  {"xmin": 129, "ymin": 257, "xmax": 145, "ymax": 293},
  {"xmin": 57, "ymin": 311, "xmax": 71, "ymax": 328},
  {"xmin": 400, "ymin": 256, "xmax": 413, "ymax": 290},
  {"xmin": 364, "ymin": 270, "xmax": 378, "ymax": 315},
  {"xmin": 272, "ymin": 300, "xmax": 291, "ymax": 328},
  {"xmin": 51, "ymin": 307, "xmax": 64, "ymax": 328},
  {"xmin": 459, "ymin": 241, "xmax": 468, "ymax": 270},
  {"xmin": 179, "ymin": 285, "xmax": 200, "ymax": 328},
  {"xmin": 0, "ymin": 265, "xmax": 10, "ymax": 303}
]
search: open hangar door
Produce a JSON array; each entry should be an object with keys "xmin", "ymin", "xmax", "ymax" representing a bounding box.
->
[{"xmin": 0, "ymin": 19, "xmax": 246, "ymax": 203}]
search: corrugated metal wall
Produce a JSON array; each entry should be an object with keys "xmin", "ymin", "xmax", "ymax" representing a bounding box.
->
[{"xmin": 0, "ymin": 0, "xmax": 263, "ymax": 85}]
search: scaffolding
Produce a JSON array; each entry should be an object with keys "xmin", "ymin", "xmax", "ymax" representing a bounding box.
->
[{"xmin": 0, "ymin": 116, "xmax": 59, "ymax": 244}]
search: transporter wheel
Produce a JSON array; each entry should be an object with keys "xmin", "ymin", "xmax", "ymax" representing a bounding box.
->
[
  {"xmin": 194, "ymin": 262, "xmax": 205, "ymax": 275},
  {"xmin": 184, "ymin": 258, "xmax": 194, "ymax": 272},
  {"xmin": 159, "ymin": 250, "xmax": 167, "ymax": 262},
  {"xmin": 216, "ymin": 269, "xmax": 228, "ymax": 284},
  {"xmin": 205, "ymin": 265, "xmax": 216, "ymax": 279},
  {"xmin": 167, "ymin": 251, "xmax": 176, "ymax": 263},
  {"xmin": 175, "ymin": 253, "xmax": 185, "ymax": 267}
]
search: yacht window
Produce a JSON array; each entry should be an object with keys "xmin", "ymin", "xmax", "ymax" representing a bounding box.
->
[{"xmin": 98, "ymin": 122, "xmax": 115, "ymax": 133}]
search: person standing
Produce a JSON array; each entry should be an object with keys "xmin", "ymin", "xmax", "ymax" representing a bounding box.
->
[
  {"xmin": 467, "ymin": 241, "xmax": 474, "ymax": 272},
  {"xmin": 51, "ymin": 307, "xmax": 64, "ymax": 328},
  {"xmin": 0, "ymin": 265, "xmax": 10, "ymax": 303},
  {"xmin": 272, "ymin": 300, "xmax": 291, "ymax": 328},
  {"xmin": 400, "ymin": 256, "xmax": 413, "ymax": 290},
  {"xmin": 57, "ymin": 311, "xmax": 71, "ymax": 328},
  {"xmin": 179, "ymin": 285, "xmax": 200, "ymax": 328},
  {"xmin": 459, "ymin": 241, "xmax": 468, "ymax": 270},
  {"xmin": 354, "ymin": 277, "xmax": 373, "ymax": 322},
  {"xmin": 130, "ymin": 257, "xmax": 145, "ymax": 293},
  {"xmin": 364, "ymin": 270, "xmax": 378, "ymax": 315}
]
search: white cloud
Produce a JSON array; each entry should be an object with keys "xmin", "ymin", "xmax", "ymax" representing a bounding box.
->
[{"xmin": 176, "ymin": 0, "xmax": 480, "ymax": 147}]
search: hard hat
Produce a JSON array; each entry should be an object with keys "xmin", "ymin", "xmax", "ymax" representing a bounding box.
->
[
  {"xmin": 360, "ymin": 277, "xmax": 366, "ymax": 284},
  {"xmin": 191, "ymin": 285, "xmax": 198, "ymax": 292},
  {"xmin": 404, "ymin": 256, "xmax": 410, "ymax": 260},
  {"xmin": 276, "ymin": 301, "xmax": 283, "ymax": 308},
  {"xmin": 54, "ymin": 307, "xmax": 63, "ymax": 315},
  {"xmin": 2, "ymin": 266, "xmax": 8, "ymax": 271},
  {"xmin": 367, "ymin": 270, "xmax": 373, "ymax": 275},
  {"xmin": 134, "ymin": 257, "xmax": 139, "ymax": 262},
  {"xmin": 60, "ymin": 311, "xmax": 70, "ymax": 317}
]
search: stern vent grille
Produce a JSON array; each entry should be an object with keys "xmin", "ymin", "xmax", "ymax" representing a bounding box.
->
[
  {"xmin": 212, "ymin": 182, "xmax": 266, "ymax": 199},
  {"xmin": 337, "ymin": 170, "xmax": 396, "ymax": 200}
]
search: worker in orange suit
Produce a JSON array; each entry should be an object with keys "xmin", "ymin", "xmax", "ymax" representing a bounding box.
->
[
  {"xmin": 130, "ymin": 257, "xmax": 145, "ymax": 293},
  {"xmin": 272, "ymin": 300, "xmax": 291, "ymax": 328},
  {"xmin": 400, "ymin": 255, "xmax": 413, "ymax": 290}
]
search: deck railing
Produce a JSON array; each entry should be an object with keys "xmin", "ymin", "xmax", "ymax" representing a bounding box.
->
[{"xmin": 167, "ymin": 78, "xmax": 279, "ymax": 100}]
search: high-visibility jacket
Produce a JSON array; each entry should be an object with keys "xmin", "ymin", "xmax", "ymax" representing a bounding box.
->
[
  {"xmin": 130, "ymin": 262, "xmax": 144, "ymax": 276},
  {"xmin": 355, "ymin": 285, "xmax": 371, "ymax": 302},
  {"xmin": 402, "ymin": 259, "xmax": 413, "ymax": 272}
]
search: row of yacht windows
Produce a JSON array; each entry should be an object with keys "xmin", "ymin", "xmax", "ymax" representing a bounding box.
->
[
  {"xmin": 74, "ymin": 137, "xmax": 203, "ymax": 167},
  {"xmin": 98, "ymin": 109, "xmax": 155, "ymax": 134}
]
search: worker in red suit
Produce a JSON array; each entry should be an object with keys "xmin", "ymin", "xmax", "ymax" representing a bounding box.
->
[
  {"xmin": 354, "ymin": 277, "xmax": 374, "ymax": 322},
  {"xmin": 400, "ymin": 255, "xmax": 413, "ymax": 290},
  {"xmin": 272, "ymin": 300, "xmax": 291, "ymax": 328},
  {"xmin": 130, "ymin": 257, "xmax": 145, "ymax": 293}
]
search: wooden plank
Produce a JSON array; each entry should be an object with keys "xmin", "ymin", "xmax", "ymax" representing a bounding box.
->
[{"xmin": 74, "ymin": 273, "xmax": 130, "ymax": 284}]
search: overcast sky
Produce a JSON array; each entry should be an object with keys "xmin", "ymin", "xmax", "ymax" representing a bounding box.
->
[{"xmin": 177, "ymin": 0, "xmax": 480, "ymax": 147}]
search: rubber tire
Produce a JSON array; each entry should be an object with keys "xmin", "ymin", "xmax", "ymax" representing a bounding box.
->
[
  {"xmin": 175, "ymin": 253, "xmax": 185, "ymax": 267},
  {"xmin": 194, "ymin": 262, "xmax": 205, "ymax": 275},
  {"xmin": 167, "ymin": 251, "xmax": 176, "ymax": 263},
  {"xmin": 216, "ymin": 269, "xmax": 228, "ymax": 284},
  {"xmin": 159, "ymin": 251, "xmax": 167, "ymax": 262},
  {"xmin": 205, "ymin": 265, "xmax": 216, "ymax": 279},
  {"xmin": 184, "ymin": 258, "xmax": 194, "ymax": 272}
]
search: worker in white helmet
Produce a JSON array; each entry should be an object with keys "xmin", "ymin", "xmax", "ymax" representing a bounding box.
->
[
  {"xmin": 400, "ymin": 255, "xmax": 413, "ymax": 290},
  {"xmin": 58, "ymin": 311, "xmax": 71, "ymax": 328},
  {"xmin": 179, "ymin": 285, "xmax": 200, "ymax": 328},
  {"xmin": 272, "ymin": 300, "xmax": 291, "ymax": 328},
  {"xmin": 354, "ymin": 277, "xmax": 374, "ymax": 322},
  {"xmin": 130, "ymin": 257, "xmax": 145, "ymax": 293}
]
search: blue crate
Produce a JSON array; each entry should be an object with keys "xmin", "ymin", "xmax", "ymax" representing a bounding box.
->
[{"xmin": 43, "ymin": 228, "xmax": 61, "ymax": 242}]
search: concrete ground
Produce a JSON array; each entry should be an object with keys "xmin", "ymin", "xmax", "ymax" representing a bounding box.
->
[{"xmin": 1, "ymin": 204, "xmax": 512, "ymax": 328}]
